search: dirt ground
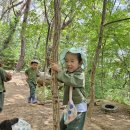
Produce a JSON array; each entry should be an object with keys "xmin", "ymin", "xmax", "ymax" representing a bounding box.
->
[{"xmin": 0, "ymin": 71, "xmax": 130, "ymax": 130}]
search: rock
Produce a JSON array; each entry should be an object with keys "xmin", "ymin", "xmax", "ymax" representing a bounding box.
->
[{"xmin": 37, "ymin": 72, "xmax": 51, "ymax": 86}]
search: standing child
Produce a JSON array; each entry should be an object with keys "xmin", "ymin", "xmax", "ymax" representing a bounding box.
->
[
  {"xmin": 25, "ymin": 59, "xmax": 39, "ymax": 104},
  {"xmin": 51, "ymin": 47, "xmax": 87, "ymax": 130},
  {"xmin": 0, "ymin": 61, "xmax": 12, "ymax": 112}
]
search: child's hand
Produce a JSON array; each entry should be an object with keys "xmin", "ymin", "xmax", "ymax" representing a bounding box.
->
[{"xmin": 51, "ymin": 63, "xmax": 60, "ymax": 72}]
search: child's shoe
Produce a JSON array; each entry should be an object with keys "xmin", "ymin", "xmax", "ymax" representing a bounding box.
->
[
  {"xmin": 27, "ymin": 96, "xmax": 32, "ymax": 103},
  {"xmin": 31, "ymin": 95, "xmax": 37, "ymax": 104}
]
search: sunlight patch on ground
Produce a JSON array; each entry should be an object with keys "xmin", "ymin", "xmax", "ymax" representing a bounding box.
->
[
  {"xmin": 13, "ymin": 94, "xmax": 25, "ymax": 99},
  {"xmin": 106, "ymin": 115, "xmax": 115, "ymax": 120}
]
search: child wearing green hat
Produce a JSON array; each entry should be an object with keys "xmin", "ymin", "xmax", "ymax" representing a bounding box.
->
[
  {"xmin": 0, "ymin": 61, "xmax": 12, "ymax": 112},
  {"xmin": 51, "ymin": 47, "xmax": 87, "ymax": 130},
  {"xmin": 25, "ymin": 60, "xmax": 40, "ymax": 104}
]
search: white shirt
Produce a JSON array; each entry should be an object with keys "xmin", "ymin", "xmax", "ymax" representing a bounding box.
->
[{"xmin": 75, "ymin": 102, "xmax": 87, "ymax": 112}]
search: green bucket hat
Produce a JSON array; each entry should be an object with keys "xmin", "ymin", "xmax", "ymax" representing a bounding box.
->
[
  {"xmin": 60, "ymin": 47, "xmax": 87, "ymax": 69},
  {"xmin": 30, "ymin": 59, "xmax": 39, "ymax": 64}
]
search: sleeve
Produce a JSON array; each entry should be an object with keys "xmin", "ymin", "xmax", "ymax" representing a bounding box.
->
[
  {"xmin": 25, "ymin": 69, "xmax": 28, "ymax": 75},
  {"xmin": 57, "ymin": 70, "xmax": 84, "ymax": 88},
  {"xmin": 0, "ymin": 68, "xmax": 8, "ymax": 82}
]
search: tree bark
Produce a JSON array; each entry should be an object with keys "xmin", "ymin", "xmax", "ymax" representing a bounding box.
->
[
  {"xmin": 83, "ymin": 0, "xmax": 107, "ymax": 129},
  {"xmin": 44, "ymin": 0, "xmax": 51, "ymax": 70},
  {"xmin": 51, "ymin": 0, "xmax": 61, "ymax": 130},
  {"xmin": 43, "ymin": 0, "xmax": 55, "ymax": 71},
  {"xmin": 16, "ymin": 0, "xmax": 31, "ymax": 71}
]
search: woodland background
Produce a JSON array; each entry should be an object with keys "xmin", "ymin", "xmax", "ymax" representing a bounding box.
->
[{"xmin": 0, "ymin": 0, "xmax": 130, "ymax": 105}]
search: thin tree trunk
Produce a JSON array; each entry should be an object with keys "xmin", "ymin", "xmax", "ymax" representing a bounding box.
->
[
  {"xmin": 51, "ymin": 0, "xmax": 61, "ymax": 130},
  {"xmin": 101, "ymin": 42, "xmax": 105, "ymax": 97},
  {"xmin": 0, "ymin": 17, "xmax": 19, "ymax": 54},
  {"xmin": 16, "ymin": 0, "xmax": 31, "ymax": 71},
  {"xmin": 43, "ymin": 0, "xmax": 51, "ymax": 71},
  {"xmin": 0, "ymin": 1, "xmax": 26, "ymax": 55},
  {"xmin": 43, "ymin": 0, "xmax": 54, "ymax": 71},
  {"xmin": 34, "ymin": 31, "xmax": 42, "ymax": 58},
  {"xmin": 43, "ymin": 24, "xmax": 51, "ymax": 71},
  {"xmin": 83, "ymin": 0, "xmax": 107, "ymax": 129}
]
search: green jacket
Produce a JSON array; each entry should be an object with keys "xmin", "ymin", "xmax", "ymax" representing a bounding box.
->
[
  {"xmin": 57, "ymin": 68, "xmax": 86, "ymax": 105},
  {"xmin": 0, "ymin": 67, "xmax": 8, "ymax": 92},
  {"xmin": 25, "ymin": 67, "xmax": 39, "ymax": 84}
]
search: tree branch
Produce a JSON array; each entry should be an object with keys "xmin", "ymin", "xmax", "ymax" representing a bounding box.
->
[
  {"xmin": 11, "ymin": 0, "xmax": 17, "ymax": 16},
  {"xmin": 109, "ymin": 0, "xmax": 117, "ymax": 15},
  {"xmin": 61, "ymin": 11, "xmax": 74, "ymax": 30},
  {"xmin": 61, "ymin": 17, "xmax": 73, "ymax": 30},
  {"xmin": 104, "ymin": 18, "xmax": 130, "ymax": 26},
  {"xmin": 44, "ymin": 0, "xmax": 50, "ymax": 26},
  {"xmin": 0, "ymin": 1, "xmax": 23, "ymax": 20}
]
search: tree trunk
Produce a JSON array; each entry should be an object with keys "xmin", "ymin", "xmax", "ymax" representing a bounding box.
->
[
  {"xmin": 34, "ymin": 33, "xmax": 42, "ymax": 58},
  {"xmin": 83, "ymin": 0, "xmax": 107, "ymax": 129},
  {"xmin": 43, "ymin": 0, "xmax": 54, "ymax": 71},
  {"xmin": 0, "ymin": 1, "xmax": 25, "ymax": 54},
  {"xmin": 0, "ymin": 17, "xmax": 19, "ymax": 54},
  {"xmin": 51, "ymin": 0, "xmax": 61, "ymax": 130},
  {"xmin": 43, "ymin": 24, "xmax": 51, "ymax": 71},
  {"xmin": 16, "ymin": 0, "xmax": 31, "ymax": 71}
]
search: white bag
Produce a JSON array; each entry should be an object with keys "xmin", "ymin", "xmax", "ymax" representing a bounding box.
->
[
  {"xmin": 12, "ymin": 118, "xmax": 31, "ymax": 130},
  {"xmin": 63, "ymin": 86, "xmax": 77, "ymax": 125},
  {"xmin": 64, "ymin": 102, "xmax": 77, "ymax": 125}
]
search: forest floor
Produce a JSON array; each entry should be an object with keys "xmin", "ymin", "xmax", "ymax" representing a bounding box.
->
[{"xmin": 0, "ymin": 71, "xmax": 130, "ymax": 130}]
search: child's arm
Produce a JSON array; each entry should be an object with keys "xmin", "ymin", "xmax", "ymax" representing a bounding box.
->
[
  {"xmin": 57, "ymin": 71, "xmax": 84, "ymax": 88},
  {"xmin": 51, "ymin": 63, "xmax": 61, "ymax": 72},
  {"xmin": 51, "ymin": 63, "xmax": 84, "ymax": 88},
  {"xmin": 51, "ymin": 63, "xmax": 84, "ymax": 87},
  {"xmin": 25, "ymin": 70, "xmax": 29, "ymax": 81}
]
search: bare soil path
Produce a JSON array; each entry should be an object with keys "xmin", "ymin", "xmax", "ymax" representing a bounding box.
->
[{"xmin": 0, "ymin": 71, "xmax": 130, "ymax": 130}]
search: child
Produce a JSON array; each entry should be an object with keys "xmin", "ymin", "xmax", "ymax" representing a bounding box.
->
[
  {"xmin": 0, "ymin": 60, "xmax": 12, "ymax": 112},
  {"xmin": 51, "ymin": 47, "xmax": 87, "ymax": 130},
  {"xmin": 25, "ymin": 59, "xmax": 39, "ymax": 104}
]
